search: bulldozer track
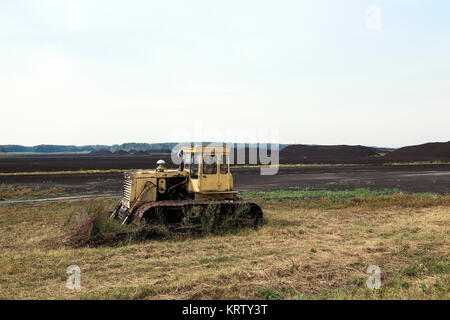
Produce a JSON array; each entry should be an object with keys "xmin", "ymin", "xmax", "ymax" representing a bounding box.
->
[{"xmin": 132, "ymin": 199, "xmax": 262, "ymax": 225}]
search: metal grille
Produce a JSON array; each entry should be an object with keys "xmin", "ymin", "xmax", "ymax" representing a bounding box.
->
[{"xmin": 122, "ymin": 176, "xmax": 132, "ymax": 202}]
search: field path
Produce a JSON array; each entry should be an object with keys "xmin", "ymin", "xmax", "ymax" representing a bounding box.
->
[{"xmin": 0, "ymin": 193, "xmax": 120, "ymax": 205}]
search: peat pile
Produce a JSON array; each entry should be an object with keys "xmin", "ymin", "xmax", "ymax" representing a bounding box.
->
[
  {"xmin": 113, "ymin": 150, "xmax": 129, "ymax": 155},
  {"xmin": 0, "ymin": 154, "xmax": 174, "ymax": 172},
  {"xmin": 88, "ymin": 149, "xmax": 171, "ymax": 156},
  {"xmin": 130, "ymin": 150, "xmax": 148, "ymax": 155},
  {"xmin": 384, "ymin": 141, "xmax": 450, "ymax": 161},
  {"xmin": 147, "ymin": 149, "xmax": 171, "ymax": 154},
  {"xmin": 280, "ymin": 144, "xmax": 380, "ymax": 164},
  {"xmin": 230, "ymin": 147, "xmax": 272, "ymax": 166},
  {"xmin": 126, "ymin": 149, "xmax": 172, "ymax": 155},
  {"xmin": 89, "ymin": 150, "xmax": 113, "ymax": 156}
]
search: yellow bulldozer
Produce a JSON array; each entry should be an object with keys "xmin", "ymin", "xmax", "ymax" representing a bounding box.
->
[{"xmin": 110, "ymin": 146, "xmax": 263, "ymax": 230}]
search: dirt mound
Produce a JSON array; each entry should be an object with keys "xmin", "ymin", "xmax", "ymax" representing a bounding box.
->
[
  {"xmin": 89, "ymin": 149, "xmax": 112, "ymax": 156},
  {"xmin": 132, "ymin": 150, "xmax": 148, "ymax": 155},
  {"xmin": 385, "ymin": 141, "xmax": 450, "ymax": 161},
  {"xmin": 113, "ymin": 150, "xmax": 129, "ymax": 155},
  {"xmin": 126, "ymin": 149, "xmax": 171, "ymax": 155},
  {"xmin": 230, "ymin": 147, "xmax": 271, "ymax": 165},
  {"xmin": 147, "ymin": 149, "xmax": 171, "ymax": 154},
  {"xmin": 280, "ymin": 145, "xmax": 379, "ymax": 164}
]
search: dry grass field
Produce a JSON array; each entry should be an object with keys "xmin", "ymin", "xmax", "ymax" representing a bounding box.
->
[{"xmin": 0, "ymin": 191, "xmax": 448, "ymax": 300}]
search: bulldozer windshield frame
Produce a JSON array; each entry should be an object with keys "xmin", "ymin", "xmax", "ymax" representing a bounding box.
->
[
  {"xmin": 183, "ymin": 152, "xmax": 191, "ymax": 171},
  {"xmin": 190, "ymin": 153, "xmax": 199, "ymax": 179},
  {"xmin": 220, "ymin": 154, "xmax": 228, "ymax": 174}
]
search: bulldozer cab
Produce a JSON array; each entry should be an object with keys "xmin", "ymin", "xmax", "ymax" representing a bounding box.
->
[{"xmin": 181, "ymin": 146, "xmax": 235, "ymax": 199}]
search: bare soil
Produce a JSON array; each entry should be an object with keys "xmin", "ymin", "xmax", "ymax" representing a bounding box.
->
[
  {"xmin": 233, "ymin": 165, "xmax": 450, "ymax": 193},
  {"xmin": 0, "ymin": 154, "xmax": 172, "ymax": 173},
  {"xmin": 280, "ymin": 144, "xmax": 380, "ymax": 164},
  {"xmin": 1, "ymin": 165, "xmax": 450, "ymax": 197},
  {"xmin": 1, "ymin": 142, "xmax": 449, "ymax": 175}
]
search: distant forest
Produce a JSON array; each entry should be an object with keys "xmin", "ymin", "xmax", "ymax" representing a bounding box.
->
[{"xmin": 0, "ymin": 143, "xmax": 288, "ymax": 153}]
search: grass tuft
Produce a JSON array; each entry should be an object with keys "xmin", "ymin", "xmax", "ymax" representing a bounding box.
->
[{"xmin": 254, "ymin": 286, "xmax": 284, "ymax": 300}]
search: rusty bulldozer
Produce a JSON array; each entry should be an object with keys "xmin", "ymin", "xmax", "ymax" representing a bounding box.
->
[{"xmin": 109, "ymin": 146, "xmax": 263, "ymax": 232}]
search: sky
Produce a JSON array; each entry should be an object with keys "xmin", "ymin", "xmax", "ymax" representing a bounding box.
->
[{"xmin": 0, "ymin": 0, "xmax": 449, "ymax": 148}]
